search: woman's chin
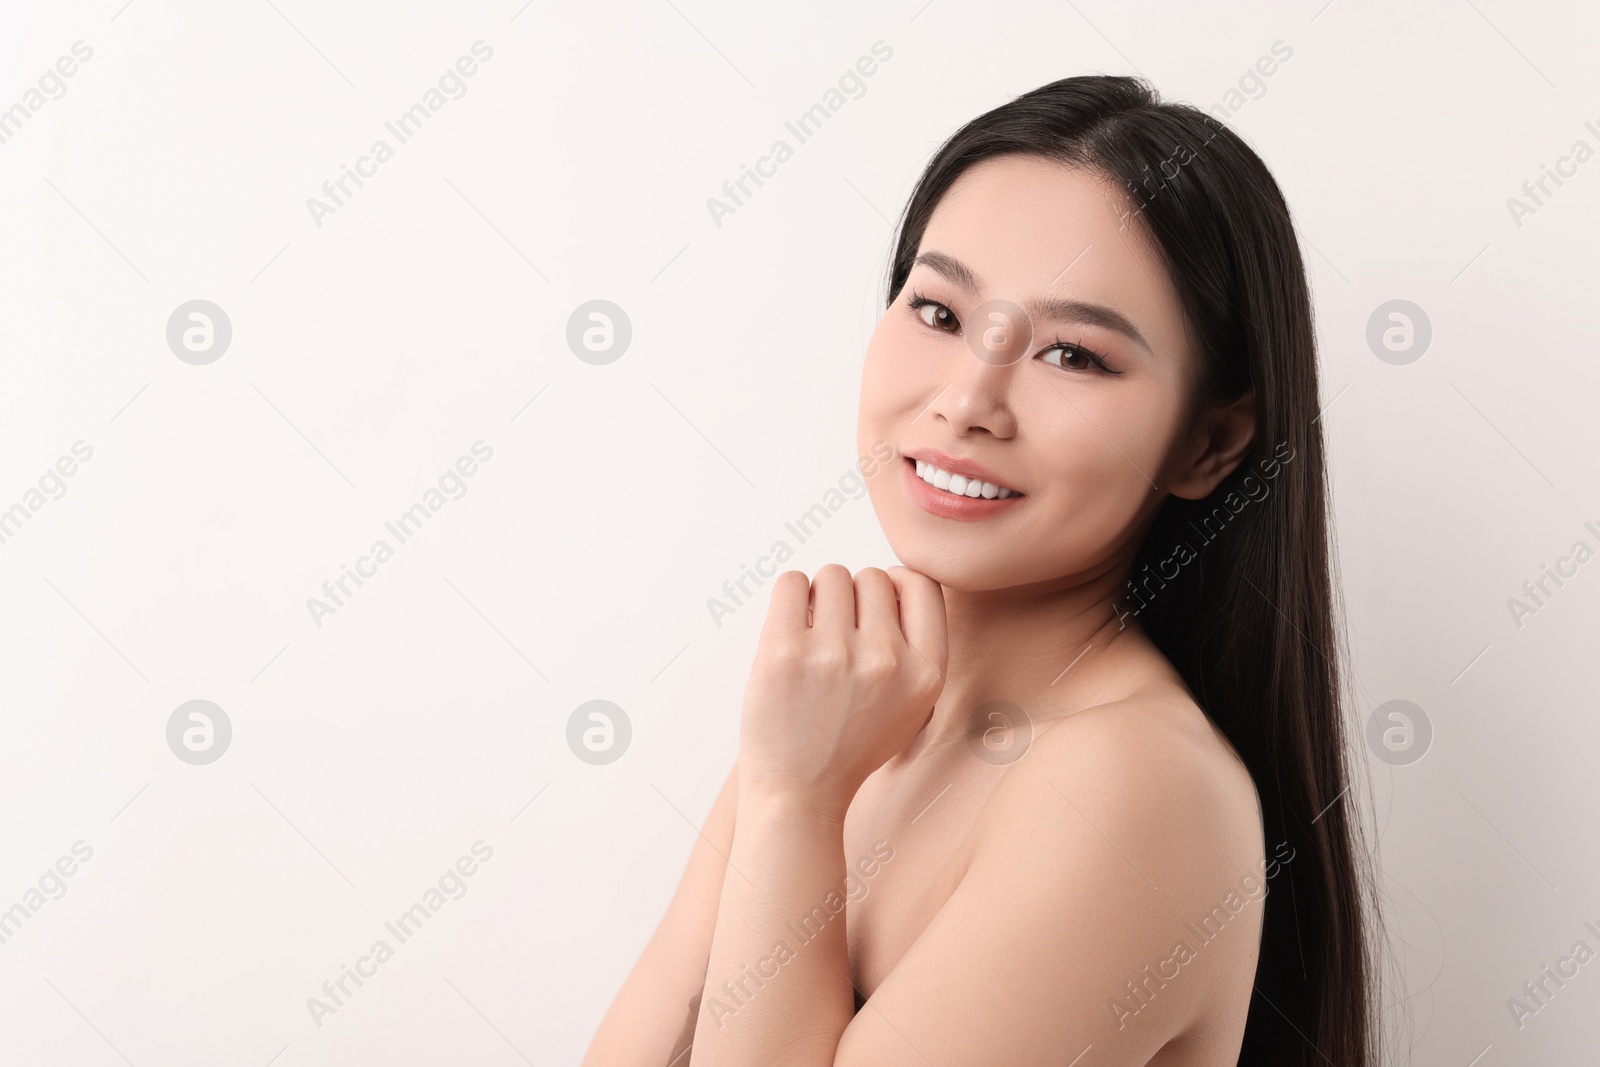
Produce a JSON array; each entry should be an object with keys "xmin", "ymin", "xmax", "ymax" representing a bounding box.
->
[{"xmin": 884, "ymin": 546, "xmax": 1011, "ymax": 593}]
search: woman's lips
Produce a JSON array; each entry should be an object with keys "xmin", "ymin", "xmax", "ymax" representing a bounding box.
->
[{"xmin": 902, "ymin": 457, "xmax": 1026, "ymax": 521}]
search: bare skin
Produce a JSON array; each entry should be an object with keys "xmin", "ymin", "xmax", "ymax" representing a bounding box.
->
[{"xmin": 584, "ymin": 155, "xmax": 1270, "ymax": 1065}]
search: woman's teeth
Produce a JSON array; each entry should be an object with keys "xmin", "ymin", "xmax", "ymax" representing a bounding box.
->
[{"xmin": 913, "ymin": 459, "xmax": 1020, "ymax": 499}]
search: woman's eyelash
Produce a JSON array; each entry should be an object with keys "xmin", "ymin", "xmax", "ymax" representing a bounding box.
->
[{"xmin": 905, "ymin": 289, "xmax": 1123, "ymax": 374}]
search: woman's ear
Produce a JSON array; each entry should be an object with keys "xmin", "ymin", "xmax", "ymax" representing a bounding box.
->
[{"xmin": 1167, "ymin": 388, "xmax": 1257, "ymax": 501}]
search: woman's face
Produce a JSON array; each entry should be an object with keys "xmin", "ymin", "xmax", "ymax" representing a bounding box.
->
[{"xmin": 858, "ymin": 153, "xmax": 1212, "ymax": 591}]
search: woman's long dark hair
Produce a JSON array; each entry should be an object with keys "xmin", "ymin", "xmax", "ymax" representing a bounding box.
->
[{"xmin": 882, "ymin": 76, "xmax": 1381, "ymax": 1066}]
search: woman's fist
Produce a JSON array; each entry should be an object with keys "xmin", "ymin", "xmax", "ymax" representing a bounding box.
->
[{"xmin": 736, "ymin": 564, "xmax": 948, "ymax": 817}]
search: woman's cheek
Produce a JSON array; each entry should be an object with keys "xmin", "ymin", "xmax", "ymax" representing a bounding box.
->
[
  {"xmin": 1051, "ymin": 452, "xmax": 1151, "ymax": 541},
  {"xmin": 861, "ymin": 345, "xmax": 912, "ymax": 420}
]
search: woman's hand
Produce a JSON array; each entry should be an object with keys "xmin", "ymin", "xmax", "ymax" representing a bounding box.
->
[{"xmin": 736, "ymin": 564, "xmax": 948, "ymax": 820}]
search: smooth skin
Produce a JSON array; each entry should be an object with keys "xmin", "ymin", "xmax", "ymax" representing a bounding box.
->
[{"xmin": 584, "ymin": 155, "xmax": 1268, "ymax": 1066}]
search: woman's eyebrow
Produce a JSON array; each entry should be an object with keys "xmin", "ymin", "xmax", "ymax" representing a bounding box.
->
[{"xmin": 913, "ymin": 249, "xmax": 1153, "ymax": 355}]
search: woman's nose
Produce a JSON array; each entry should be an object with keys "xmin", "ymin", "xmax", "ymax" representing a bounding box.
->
[{"xmin": 927, "ymin": 315, "xmax": 1026, "ymax": 439}]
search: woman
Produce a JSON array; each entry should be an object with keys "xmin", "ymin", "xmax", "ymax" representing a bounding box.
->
[{"xmin": 584, "ymin": 74, "xmax": 1380, "ymax": 1066}]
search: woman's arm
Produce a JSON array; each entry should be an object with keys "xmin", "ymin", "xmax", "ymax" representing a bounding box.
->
[
  {"xmin": 689, "ymin": 779, "xmax": 856, "ymax": 1062},
  {"xmin": 687, "ymin": 565, "xmax": 947, "ymax": 1063},
  {"xmin": 580, "ymin": 758, "xmax": 741, "ymax": 1067}
]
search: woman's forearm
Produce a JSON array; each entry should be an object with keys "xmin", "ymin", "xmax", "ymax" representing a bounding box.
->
[
  {"xmin": 692, "ymin": 565, "xmax": 945, "ymax": 1061},
  {"xmin": 689, "ymin": 786, "xmax": 854, "ymax": 1065}
]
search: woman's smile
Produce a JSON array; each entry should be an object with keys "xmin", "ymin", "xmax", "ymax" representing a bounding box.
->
[{"xmin": 900, "ymin": 454, "xmax": 1027, "ymax": 521}]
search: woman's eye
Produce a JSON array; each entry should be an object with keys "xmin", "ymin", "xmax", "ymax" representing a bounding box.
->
[
  {"xmin": 915, "ymin": 300, "xmax": 958, "ymax": 332},
  {"xmin": 1040, "ymin": 343, "xmax": 1110, "ymax": 373}
]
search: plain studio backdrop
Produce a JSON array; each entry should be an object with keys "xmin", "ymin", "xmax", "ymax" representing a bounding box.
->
[{"xmin": 1, "ymin": 0, "xmax": 1597, "ymax": 1063}]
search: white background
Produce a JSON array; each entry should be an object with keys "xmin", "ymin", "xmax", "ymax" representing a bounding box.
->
[{"xmin": 2, "ymin": 0, "xmax": 1597, "ymax": 1064}]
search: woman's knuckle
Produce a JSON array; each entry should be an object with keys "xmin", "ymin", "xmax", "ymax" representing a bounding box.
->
[
  {"xmin": 807, "ymin": 644, "xmax": 847, "ymax": 672},
  {"xmin": 762, "ymin": 637, "xmax": 803, "ymax": 669},
  {"xmin": 857, "ymin": 650, "xmax": 899, "ymax": 680}
]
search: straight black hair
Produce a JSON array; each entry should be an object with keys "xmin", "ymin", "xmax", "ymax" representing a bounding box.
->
[{"xmin": 883, "ymin": 75, "xmax": 1381, "ymax": 1066}]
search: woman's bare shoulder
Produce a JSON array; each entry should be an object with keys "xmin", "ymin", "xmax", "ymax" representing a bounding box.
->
[
  {"xmin": 834, "ymin": 693, "xmax": 1269, "ymax": 1062},
  {"xmin": 977, "ymin": 689, "xmax": 1266, "ymax": 881}
]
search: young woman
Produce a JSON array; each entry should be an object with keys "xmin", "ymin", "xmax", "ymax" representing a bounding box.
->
[{"xmin": 584, "ymin": 74, "xmax": 1380, "ymax": 1066}]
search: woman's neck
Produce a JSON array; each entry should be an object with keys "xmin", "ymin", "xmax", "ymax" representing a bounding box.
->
[{"xmin": 907, "ymin": 563, "xmax": 1153, "ymax": 756}]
